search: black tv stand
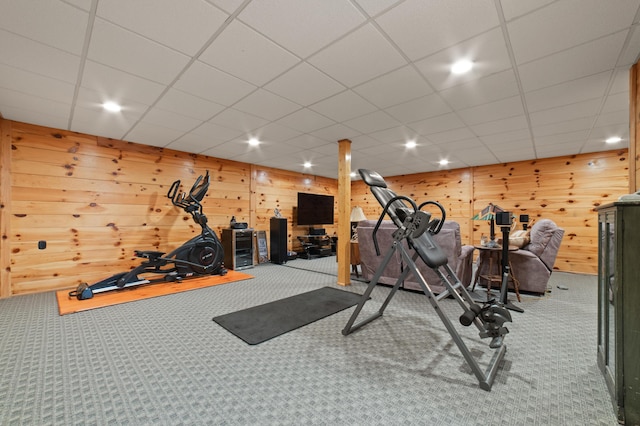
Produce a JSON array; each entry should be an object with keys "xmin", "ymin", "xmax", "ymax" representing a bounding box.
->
[{"xmin": 297, "ymin": 234, "xmax": 332, "ymax": 259}]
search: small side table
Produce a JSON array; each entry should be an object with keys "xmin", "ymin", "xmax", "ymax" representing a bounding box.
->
[
  {"xmin": 472, "ymin": 245, "xmax": 521, "ymax": 303},
  {"xmin": 350, "ymin": 240, "xmax": 361, "ymax": 277}
]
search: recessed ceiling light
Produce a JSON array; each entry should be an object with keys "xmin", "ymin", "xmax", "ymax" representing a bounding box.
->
[
  {"xmin": 451, "ymin": 59, "xmax": 473, "ymax": 75},
  {"xmin": 303, "ymin": 161, "xmax": 312, "ymax": 168},
  {"xmin": 248, "ymin": 137, "xmax": 260, "ymax": 146},
  {"xmin": 405, "ymin": 140, "xmax": 417, "ymax": 148},
  {"xmin": 102, "ymin": 101, "xmax": 122, "ymax": 112},
  {"xmin": 350, "ymin": 171, "xmax": 356, "ymax": 177},
  {"xmin": 605, "ymin": 136, "xmax": 622, "ymax": 144},
  {"xmin": 439, "ymin": 159, "xmax": 450, "ymax": 166}
]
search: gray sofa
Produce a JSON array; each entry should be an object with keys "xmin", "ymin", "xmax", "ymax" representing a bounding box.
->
[
  {"xmin": 357, "ymin": 219, "xmax": 474, "ymax": 294},
  {"xmin": 476, "ymin": 218, "xmax": 565, "ymax": 295}
]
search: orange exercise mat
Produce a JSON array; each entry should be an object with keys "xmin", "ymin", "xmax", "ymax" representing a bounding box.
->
[{"xmin": 56, "ymin": 270, "xmax": 254, "ymax": 316}]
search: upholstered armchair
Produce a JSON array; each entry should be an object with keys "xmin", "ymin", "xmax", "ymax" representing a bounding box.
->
[
  {"xmin": 357, "ymin": 220, "xmax": 475, "ymax": 294},
  {"xmin": 476, "ymin": 219, "xmax": 565, "ymax": 295}
]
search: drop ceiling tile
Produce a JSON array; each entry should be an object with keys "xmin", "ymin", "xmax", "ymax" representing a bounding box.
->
[
  {"xmin": 142, "ymin": 108, "xmax": 202, "ymax": 132},
  {"xmin": 308, "ymin": 23, "xmax": 407, "ymax": 87},
  {"xmin": 0, "ymin": 87, "xmax": 71, "ymax": 125},
  {"xmin": 71, "ymin": 100, "xmax": 142, "ymax": 140},
  {"xmin": 529, "ymin": 98, "xmax": 601, "ymax": 127},
  {"xmin": 518, "ymin": 32, "xmax": 627, "ymax": 93},
  {"xmin": 0, "ymin": 31, "xmax": 82, "ymax": 84},
  {"xmin": 439, "ymin": 69, "xmax": 519, "ymax": 110},
  {"xmin": 469, "ymin": 115, "xmax": 528, "ymax": 137},
  {"xmin": 429, "ymin": 127, "xmax": 477, "ymax": 145},
  {"xmin": 0, "ymin": 64, "xmax": 75, "ymax": 104},
  {"xmin": 415, "ymin": 28, "xmax": 512, "ymax": 91},
  {"xmin": 354, "ymin": 65, "xmax": 433, "ymax": 108},
  {"xmin": 207, "ymin": 0, "xmax": 246, "ymax": 14},
  {"xmin": 308, "ymin": 142, "xmax": 339, "ymax": 156},
  {"xmin": 409, "ymin": 112, "xmax": 466, "ymax": 136},
  {"xmin": 618, "ymin": 23, "xmax": 640, "ymax": 66},
  {"xmin": 190, "ymin": 121, "xmax": 243, "ymax": 144},
  {"xmin": 81, "ymin": 60, "xmax": 166, "ymax": 105},
  {"xmin": 354, "ymin": 0, "xmax": 400, "ymax": 17},
  {"xmin": 495, "ymin": 146, "xmax": 536, "ymax": 163},
  {"xmin": 251, "ymin": 122, "xmax": 302, "ymax": 142},
  {"xmin": 524, "ymin": 72, "xmax": 611, "ymax": 112},
  {"xmin": 457, "ymin": 95, "xmax": 524, "ymax": 126},
  {"xmin": 610, "ymin": 68, "xmax": 631, "ymax": 94},
  {"xmin": 536, "ymin": 141, "xmax": 587, "ymax": 158},
  {"xmin": 165, "ymin": 133, "xmax": 222, "ymax": 154},
  {"xmin": 448, "ymin": 145, "xmax": 498, "ymax": 165},
  {"xmin": 174, "ymin": 61, "xmax": 256, "ymax": 106},
  {"xmin": 601, "ymin": 92, "xmax": 629, "ymax": 113},
  {"xmin": 88, "ymin": 18, "xmax": 190, "ymax": 84},
  {"xmin": 0, "ymin": 1, "xmax": 88, "ymax": 54},
  {"xmin": 155, "ymin": 89, "xmax": 226, "ymax": 121},
  {"xmin": 126, "ymin": 122, "xmax": 185, "ymax": 147},
  {"xmin": 233, "ymin": 89, "xmax": 301, "ymax": 121},
  {"xmin": 499, "ymin": 0, "xmax": 555, "ymax": 20},
  {"xmin": 343, "ymin": 110, "xmax": 401, "ymax": 134},
  {"xmin": 238, "ymin": 0, "xmax": 366, "ymax": 58},
  {"xmin": 285, "ymin": 135, "xmax": 331, "ymax": 150},
  {"xmin": 276, "ymin": 109, "xmax": 336, "ymax": 134},
  {"xmin": 507, "ymin": 0, "xmax": 640, "ymax": 64},
  {"xmin": 368, "ymin": 125, "xmax": 420, "ymax": 144},
  {"xmin": 200, "ymin": 139, "xmax": 251, "ymax": 159},
  {"xmin": 309, "ymin": 123, "xmax": 361, "ymax": 142},
  {"xmin": 208, "ymin": 108, "xmax": 269, "ymax": 132},
  {"xmin": 200, "ymin": 20, "xmax": 300, "ymax": 86},
  {"xmin": 480, "ymin": 130, "xmax": 532, "ymax": 147},
  {"xmin": 386, "ymin": 93, "xmax": 452, "ymax": 124},
  {"xmin": 265, "ymin": 62, "xmax": 345, "ymax": 105},
  {"xmin": 308, "ymin": 90, "xmax": 377, "ymax": 122},
  {"xmin": 97, "ymin": 0, "xmax": 227, "ymax": 56},
  {"xmin": 375, "ymin": 0, "xmax": 499, "ymax": 60},
  {"xmin": 533, "ymin": 117, "xmax": 594, "ymax": 138},
  {"xmin": 534, "ymin": 130, "xmax": 589, "ymax": 147},
  {"xmin": 593, "ymin": 110, "xmax": 629, "ymax": 127}
]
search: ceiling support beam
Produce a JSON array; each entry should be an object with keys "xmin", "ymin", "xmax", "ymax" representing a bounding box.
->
[{"xmin": 337, "ymin": 139, "xmax": 352, "ymax": 286}]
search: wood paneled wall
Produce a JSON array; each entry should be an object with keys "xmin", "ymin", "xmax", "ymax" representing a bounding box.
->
[
  {"xmin": 352, "ymin": 150, "xmax": 628, "ymax": 275},
  {"xmin": 3, "ymin": 119, "xmax": 337, "ymax": 297},
  {"xmin": 0, "ymin": 118, "xmax": 628, "ymax": 297}
]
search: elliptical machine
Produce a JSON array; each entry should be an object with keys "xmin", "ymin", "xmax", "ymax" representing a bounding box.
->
[{"xmin": 69, "ymin": 171, "xmax": 226, "ymax": 300}]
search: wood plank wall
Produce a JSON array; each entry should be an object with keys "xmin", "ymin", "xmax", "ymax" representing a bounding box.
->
[
  {"xmin": 351, "ymin": 149, "xmax": 628, "ymax": 275},
  {"xmin": 0, "ymin": 118, "xmax": 627, "ymax": 297},
  {"xmin": 4, "ymin": 120, "xmax": 337, "ymax": 297}
]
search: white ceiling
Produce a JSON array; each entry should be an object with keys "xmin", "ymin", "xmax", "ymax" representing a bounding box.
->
[{"xmin": 1, "ymin": 0, "xmax": 639, "ymax": 179}]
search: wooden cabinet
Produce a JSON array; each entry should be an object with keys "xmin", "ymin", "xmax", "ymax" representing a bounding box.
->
[
  {"xmin": 222, "ymin": 229, "xmax": 254, "ymax": 270},
  {"xmin": 596, "ymin": 201, "xmax": 640, "ymax": 425}
]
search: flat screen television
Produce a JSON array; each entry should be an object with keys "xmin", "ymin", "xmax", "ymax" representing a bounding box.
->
[{"xmin": 297, "ymin": 192, "xmax": 334, "ymax": 226}]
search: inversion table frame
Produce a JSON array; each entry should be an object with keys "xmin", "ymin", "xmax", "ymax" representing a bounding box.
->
[{"xmin": 342, "ymin": 169, "xmax": 512, "ymax": 391}]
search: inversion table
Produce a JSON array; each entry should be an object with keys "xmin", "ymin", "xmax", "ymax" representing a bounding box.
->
[{"xmin": 342, "ymin": 169, "xmax": 512, "ymax": 391}]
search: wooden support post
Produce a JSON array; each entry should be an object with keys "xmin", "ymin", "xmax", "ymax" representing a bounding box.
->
[
  {"xmin": 630, "ymin": 62, "xmax": 639, "ymax": 193},
  {"xmin": 337, "ymin": 139, "xmax": 352, "ymax": 286},
  {"xmin": 0, "ymin": 118, "xmax": 11, "ymax": 298}
]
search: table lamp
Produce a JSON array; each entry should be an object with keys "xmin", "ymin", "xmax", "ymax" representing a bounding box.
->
[
  {"xmin": 350, "ymin": 206, "xmax": 367, "ymax": 241},
  {"xmin": 472, "ymin": 203, "xmax": 504, "ymax": 248}
]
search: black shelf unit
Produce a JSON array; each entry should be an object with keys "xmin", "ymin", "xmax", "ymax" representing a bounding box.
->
[{"xmin": 222, "ymin": 228, "xmax": 254, "ymax": 270}]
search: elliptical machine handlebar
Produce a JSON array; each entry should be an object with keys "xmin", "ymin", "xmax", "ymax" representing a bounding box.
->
[{"xmin": 167, "ymin": 171, "xmax": 210, "ymax": 212}]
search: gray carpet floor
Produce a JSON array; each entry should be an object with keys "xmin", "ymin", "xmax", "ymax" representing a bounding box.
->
[{"xmin": 0, "ymin": 256, "xmax": 617, "ymax": 425}]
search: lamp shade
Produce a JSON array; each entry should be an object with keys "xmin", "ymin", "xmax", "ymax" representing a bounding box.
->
[
  {"xmin": 350, "ymin": 206, "xmax": 367, "ymax": 222},
  {"xmin": 472, "ymin": 203, "xmax": 503, "ymax": 220}
]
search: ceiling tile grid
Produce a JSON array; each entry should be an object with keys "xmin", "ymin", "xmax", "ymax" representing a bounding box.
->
[{"xmin": 1, "ymin": 0, "xmax": 639, "ymax": 178}]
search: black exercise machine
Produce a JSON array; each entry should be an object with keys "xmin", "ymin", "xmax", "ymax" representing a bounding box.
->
[
  {"xmin": 69, "ymin": 171, "xmax": 226, "ymax": 300},
  {"xmin": 342, "ymin": 169, "xmax": 512, "ymax": 391}
]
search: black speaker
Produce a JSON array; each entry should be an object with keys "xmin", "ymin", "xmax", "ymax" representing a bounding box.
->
[{"xmin": 270, "ymin": 217, "xmax": 287, "ymax": 264}]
